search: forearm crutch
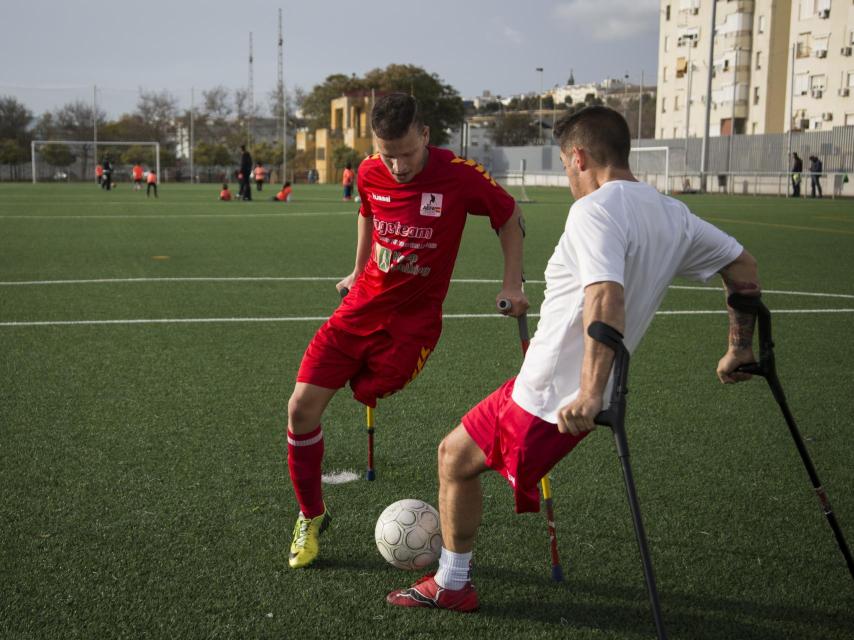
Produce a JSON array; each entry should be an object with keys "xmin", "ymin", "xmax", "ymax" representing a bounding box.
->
[
  {"xmin": 340, "ymin": 287, "xmax": 376, "ymax": 481},
  {"xmin": 589, "ymin": 321, "xmax": 667, "ymax": 640},
  {"xmin": 498, "ymin": 299, "xmax": 564, "ymax": 582},
  {"xmin": 729, "ymin": 294, "xmax": 854, "ymax": 582}
]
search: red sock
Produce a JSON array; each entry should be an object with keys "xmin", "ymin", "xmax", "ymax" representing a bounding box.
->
[{"xmin": 287, "ymin": 425, "xmax": 325, "ymax": 518}]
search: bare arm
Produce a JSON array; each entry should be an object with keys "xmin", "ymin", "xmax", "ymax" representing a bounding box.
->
[
  {"xmin": 557, "ymin": 281, "xmax": 625, "ymax": 436},
  {"xmin": 337, "ymin": 213, "xmax": 373, "ymax": 293},
  {"xmin": 495, "ymin": 204, "xmax": 529, "ymax": 316},
  {"xmin": 717, "ymin": 250, "xmax": 761, "ymax": 383}
]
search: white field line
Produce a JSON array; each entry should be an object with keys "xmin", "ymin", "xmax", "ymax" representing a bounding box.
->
[
  {"xmin": 2, "ymin": 308, "xmax": 854, "ymax": 328},
  {"xmin": 1, "ymin": 276, "xmax": 853, "ymax": 303}
]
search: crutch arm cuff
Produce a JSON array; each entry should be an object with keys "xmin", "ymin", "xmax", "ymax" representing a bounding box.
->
[{"xmin": 587, "ymin": 321, "xmax": 624, "ymax": 352}]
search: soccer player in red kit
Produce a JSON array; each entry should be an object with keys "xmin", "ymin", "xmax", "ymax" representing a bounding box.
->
[{"xmin": 286, "ymin": 93, "xmax": 529, "ymax": 569}]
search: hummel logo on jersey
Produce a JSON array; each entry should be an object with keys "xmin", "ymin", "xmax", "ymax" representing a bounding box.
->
[
  {"xmin": 420, "ymin": 193, "xmax": 443, "ymax": 217},
  {"xmin": 371, "ymin": 193, "xmax": 391, "ymax": 203}
]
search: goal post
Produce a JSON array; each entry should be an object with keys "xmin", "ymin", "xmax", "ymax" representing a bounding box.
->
[
  {"xmin": 630, "ymin": 146, "xmax": 670, "ymax": 194},
  {"xmin": 31, "ymin": 140, "xmax": 160, "ymax": 184}
]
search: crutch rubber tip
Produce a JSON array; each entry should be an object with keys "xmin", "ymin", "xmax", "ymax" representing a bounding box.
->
[
  {"xmin": 551, "ymin": 565, "xmax": 564, "ymax": 582},
  {"xmin": 365, "ymin": 469, "xmax": 376, "ymax": 481}
]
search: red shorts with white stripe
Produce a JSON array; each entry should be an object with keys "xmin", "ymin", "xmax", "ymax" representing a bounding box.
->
[
  {"xmin": 462, "ymin": 377, "xmax": 589, "ymax": 513},
  {"xmin": 296, "ymin": 320, "xmax": 436, "ymax": 408}
]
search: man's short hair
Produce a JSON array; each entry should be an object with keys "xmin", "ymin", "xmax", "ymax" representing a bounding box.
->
[
  {"xmin": 553, "ymin": 106, "xmax": 631, "ymax": 169},
  {"xmin": 371, "ymin": 93, "xmax": 424, "ymax": 140}
]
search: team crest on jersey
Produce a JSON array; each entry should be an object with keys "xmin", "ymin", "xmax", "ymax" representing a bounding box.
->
[{"xmin": 420, "ymin": 193, "xmax": 443, "ymax": 217}]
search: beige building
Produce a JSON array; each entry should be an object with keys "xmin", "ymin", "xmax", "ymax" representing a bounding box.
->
[
  {"xmin": 656, "ymin": 0, "xmax": 853, "ymax": 139},
  {"xmin": 296, "ymin": 93, "xmax": 375, "ymax": 183},
  {"xmin": 786, "ymin": 0, "xmax": 854, "ymax": 130}
]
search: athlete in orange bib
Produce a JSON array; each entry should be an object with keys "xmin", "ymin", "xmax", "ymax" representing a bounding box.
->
[{"xmin": 254, "ymin": 163, "xmax": 267, "ymax": 191}]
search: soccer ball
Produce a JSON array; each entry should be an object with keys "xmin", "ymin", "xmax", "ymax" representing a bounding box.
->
[{"xmin": 375, "ymin": 499, "xmax": 442, "ymax": 570}]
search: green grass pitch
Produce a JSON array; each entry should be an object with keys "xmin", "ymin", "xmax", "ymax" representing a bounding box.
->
[{"xmin": 1, "ymin": 182, "xmax": 853, "ymax": 639}]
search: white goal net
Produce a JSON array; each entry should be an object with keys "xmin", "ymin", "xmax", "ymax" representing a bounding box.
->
[{"xmin": 629, "ymin": 146, "xmax": 670, "ymax": 194}]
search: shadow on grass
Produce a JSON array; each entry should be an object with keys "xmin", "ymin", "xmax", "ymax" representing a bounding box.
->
[{"xmin": 474, "ymin": 564, "xmax": 854, "ymax": 639}]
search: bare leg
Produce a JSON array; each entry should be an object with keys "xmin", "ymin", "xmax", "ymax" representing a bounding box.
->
[
  {"xmin": 287, "ymin": 382, "xmax": 338, "ymax": 435},
  {"xmin": 438, "ymin": 424, "xmax": 490, "ymax": 553}
]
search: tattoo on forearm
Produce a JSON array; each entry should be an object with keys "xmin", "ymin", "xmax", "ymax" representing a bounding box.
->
[{"xmin": 728, "ymin": 309, "xmax": 756, "ymax": 349}]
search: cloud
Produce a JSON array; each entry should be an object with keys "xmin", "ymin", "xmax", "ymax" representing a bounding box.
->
[
  {"xmin": 553, "ymin": 0, "xmax": 659, "ymax": 40},
  {"xmin": 502, "ymin": 24, "xmax": 525, "ymax": 46}
]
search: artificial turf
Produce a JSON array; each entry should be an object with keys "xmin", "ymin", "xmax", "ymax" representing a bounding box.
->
[{"xmin": 1, "ymin": 182, "xmax": 853, "ymax": 639}]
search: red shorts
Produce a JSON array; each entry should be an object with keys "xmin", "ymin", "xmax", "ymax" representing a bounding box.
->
[
  {"xmin": 296, "ymin": 321, "xmax": 436, "ymax": 407},
  {"xmin": 463, "ymin": 377, "xmax": 588, "ymax": 513}
]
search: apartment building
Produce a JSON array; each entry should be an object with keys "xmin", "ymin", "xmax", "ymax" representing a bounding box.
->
[
  {"xmin": 787, "ymin": 0, "xmax": 854, "ymax": 130},
  {"xmin": 656, "ymin": 0, "xmax": 853, "ymax": 139}
]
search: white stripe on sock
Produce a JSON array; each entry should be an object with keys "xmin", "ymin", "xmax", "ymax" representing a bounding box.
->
[{"xmin": 287, "ymin": 430, "xmax": 323, "ymax": 447}]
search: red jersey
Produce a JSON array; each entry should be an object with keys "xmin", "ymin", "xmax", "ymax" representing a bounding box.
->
[
  {"xmin": 275, "ymin": 186, "xmax": 292, "ymax": 201},
  {"xmin": 147, "ymin": 172, "xmax": 157, "ymax": 184},
  {"xmin": 342, "ymin": 167, "xmax": 355, "ymax": 186},
  {"xmin": 132, "ymin": 165, "xmax": 143, "ymax": 180},
  {"xmin": 330, "ymin": 146, "xmax": 515, "ymax": 339},
  {"xmin": 220, "ymin": 189, "xmax": 232, "ymax": 200}
]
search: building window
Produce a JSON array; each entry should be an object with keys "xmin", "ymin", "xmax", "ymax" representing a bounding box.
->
[
  {"xmin": 846, "ymin": 113, "xmax": 854, "ymax": 126},
  {"xmin": 810, "ymin": 74, "xmax": 826, "ymax": 91},
  {"xmin": 755, "ymin": 51, "xmax": 762, "ymax": 70},
  {"xmin": 799, "ymin": 0, "xmax": 815, "ymax": 20},
  {"xmin": 753, "ymin": 86, "xmax": 760, "ymax": 105},
  {"xmin": 661, "ymin": 97, "xmax": 667, "ymax": 113},
  {"xmin": 663, "ymin": 66, "xmax": 668, "ymax": 82},
  {"xmin": 796, "ymin": 33, "xmax": 812, "ymax": 58},
  {"xmin": 664, "ymin": 36, "xmax": 670, "ymax": 52},
  {"xmin": 674, "ymin": 95, "xmax": 680, "ymax": 111},
  {"xmin": 795, "ymin": 73, "xmax": 810, "ymax": 95},
  {"xmin": 847, "ymin": 71, "xmax": 854, "ymax": 88},
  {"xmin": 752, "ymin": 122, "xmax": 758, "ymax": 134},
  {"xmin": 673, "ymin": 127, "xmax": 678, "ymax": 138},
  {"xmin": 758, "ymin": 15, "xmax": 767, "ymax": 34},
  {"xmin": 666, "ymin": 4, "xmax": 671, "ymax": 20},
  {"xmin": 316, "ymin": 148, "xmax": 325, "ymax": 161},
  {"xmin": 676, "ymin": 57, "xmax": 688, "ymax": 78}
]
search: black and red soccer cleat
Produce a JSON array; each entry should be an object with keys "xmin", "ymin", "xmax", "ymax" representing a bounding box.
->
[{"xmin": 386, "ymin": 573, "xmax": 479, "ymax": 613}]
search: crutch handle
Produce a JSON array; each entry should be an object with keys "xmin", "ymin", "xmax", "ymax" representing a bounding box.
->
[
  {"xmin": 587, "ymin": 322, "xmax": 630, "ymax": 430},
  {"xmin": 498, "ymin": 300, "xmax": 530, "ymax": 353},
  {"xmin": 727, "ymin": 293, "xmax": 775, "ymax": 379},
  {"xmin": 339, "ymin": 287, "xmax": 349, "ymax": 298}
]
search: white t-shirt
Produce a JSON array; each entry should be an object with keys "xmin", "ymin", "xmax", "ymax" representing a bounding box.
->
[{"xmin": 512, "ymin": 180, "xmax": 743, "ymax": 423}]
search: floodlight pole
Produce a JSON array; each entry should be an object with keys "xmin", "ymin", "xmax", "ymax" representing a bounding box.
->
[
  {"xmin": 699, "ymin": 0, "xmax": 717, "ymax": 193},
  {"xmin": 279, "ymin": 8, "xmax": 287, "ymax": 183},
  {"xmin": 786, "ymin": 44, "xmax": 795, "ymax": 198},
  {"xmin": 685, "ymin": 40, "xmax": 694, "ymax": 171},
  {"xmin": 726, "ymin": 48, "xmax": 739, "ymax": 189},
  {"xmin": 156, "ymin": 142, "xmax": 161, "ymax": 181},
  {"xmin": 93, "ymin": 84, "xmax": 98, "ymax": 184},
  {"xmin": 636, "ymin": 70, "xmax": 644, "ymax": 168},
  {"xmin": 31, "ymin": 141, "xmax": 36, "ymax": 184},
  {"xmin": 190, "ymin": 87, "xmax": 195, "ymax": 184},
  {"xmin": 536, "ymin": 67, "xmax": 544, "ymax": 144}
]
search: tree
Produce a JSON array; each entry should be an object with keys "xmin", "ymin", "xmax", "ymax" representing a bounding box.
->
[
  {"xmin": 194, "ymin": 141, "xmax": 232, "ymax": 181},
  {"xmin": 121, "ymin": 145, "xmax": 154, "ymax": 165},
  {"xmin": 202, "ymin": 86, "xmax": 232, "ymax": 121},
  {"xmin": 40, "ymin": 143, "xmax": 76, "ymax": 170},
  {"xmin": 0, "ymin": 96, "xmax": 33, "ymax": 143},
  {"xmin": 362, "ymin": 64, "xmax": 464, "ymax": 146},
  {"xmin": 135, "ymin": 89, "xmax": 178, "ymax": 141},
  {"xmin": 490, "ymin": 113, "xmax": 539, "ymax": 146},
  {"xmin": 33, "ymin": 101, "xmax": 105, "ymax": 178},
  {"xmin": 301, "ymin": 65, "xmax": 464, "ymax": 146},
  {"xmin": 0, "ymin": 139, "xmax": 29, "ymax": 180}
]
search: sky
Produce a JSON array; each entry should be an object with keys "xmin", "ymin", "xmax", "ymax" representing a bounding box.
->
[{"xmin": 0, "ymin": 0, "xmax": 661, "ymax": 117}]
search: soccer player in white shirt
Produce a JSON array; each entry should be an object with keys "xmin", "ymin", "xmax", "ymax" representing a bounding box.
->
[{"xmin": 387, "ymin": 106, "xmax": 762, "ymax": 613}]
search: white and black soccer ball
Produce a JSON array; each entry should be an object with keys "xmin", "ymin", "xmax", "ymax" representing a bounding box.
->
[{"xmin": 375, "ymin": 499, "xmax": 442, "ymax": 570}]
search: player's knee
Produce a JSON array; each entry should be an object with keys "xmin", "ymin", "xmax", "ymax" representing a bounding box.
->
[
  {"xmin": 287, "ymin": 391, "xmax": 320, "ymax": 432},
  {"xmin": 438, "ymin": 432, "xmax": 475, "ymax": 482}
]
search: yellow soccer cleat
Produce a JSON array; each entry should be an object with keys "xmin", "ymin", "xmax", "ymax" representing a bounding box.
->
[{"xmin": 288, "ymin": 507, "xmax": 331, "ymax": 569}]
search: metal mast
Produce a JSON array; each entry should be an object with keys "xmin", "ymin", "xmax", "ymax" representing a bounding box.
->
[
  {"xmin": 248, "ymin": 32, "xmax": 255, "ymax": 148},
  {"xmin": 278, "ymin": 9, "xmax": 287, "ymax": 182}
]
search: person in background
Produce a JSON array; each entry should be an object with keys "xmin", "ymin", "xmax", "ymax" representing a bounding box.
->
[
  {"xmin": 272, "ymin": 181, "xmax": 292, "ymax": 202},
  {"xmin": 239, "ymin": 145, "xmax": 253, "ymax": 201},
  {"xmin": 791, "ymin": 152, "xmax": 803, "ymax": 198},
  {"xmin": 342, "ymin": 162, "xmax": 355, "ymax": 201},
  {"xmin": 101, "ymin": 156, "xmax": 113, "ymax": 191},
  {"xmin": 132, "ymin": 163, "xmax": 144, "ymax": 191},
  {"xmin": 254, "ymin": 162, "xmax": 267, "ymax": 192},
  {"xmin": 809, "ymin": 155, "xmax": 823, "ymax": 199},
  {"xmin": 219, "ymin": 183, "xmax": 233, "ymax": 201},
  {"xmin": 95, "ymin": 163, "xmax": 104, "ymax": 186},
  {"xmin": 146, "ymin": 169, "xmax": 158, "ymax": 198}
]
